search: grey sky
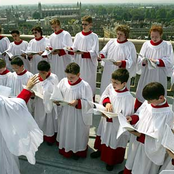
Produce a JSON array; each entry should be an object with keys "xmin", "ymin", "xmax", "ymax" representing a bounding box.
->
[{"xmin": 1, "ymin": 0, "xmax": 174, "ymax": 5}]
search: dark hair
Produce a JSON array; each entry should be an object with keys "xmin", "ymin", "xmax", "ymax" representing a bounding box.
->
[
  {"xmin": 112, "ymin": 68, "xmax": 129, "ymax": 83},
  {"xmin": 37, "ymin": 60, "xmax": 50, "ymax": 72},
  {"xmin": 115, "ymin": 25, "xmax": 130, "ymax": 38},
  {"xmin": 81, "ymin": 15, "xmax": 92, "ymax": 23},
  {"xmin": 65, "ymin": 62, "xmax": 80, "ymax": 75},
  {"xmin": 142, "ymin": 82, "xmax": 165, "ymax": 100},
  {"xmin": 31, "ymin": 26, "xmax": 43, "ymax": 36},
  {"xmin": 0, "ymin": 58, "xmax": 6, "ymax": 68},
  {"xmin": 11, "ymin": 30, "xmax": 20, "ymax": 35},
  {"xmin": 0, "ymin": 25, "xmax": 2, "ymax": 33},
  {"xmin": 11, "ymin": 57, "xmax": 24, "ymax": 66}
]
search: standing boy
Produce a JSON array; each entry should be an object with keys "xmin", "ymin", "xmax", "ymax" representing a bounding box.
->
[
  {"xmin": 6, "ymin": 30, "xmax": 29, "ymax": 71},
  {"xmin": 72, "ymin": 15, "xmax": 99, "ymax": 97},
  {"xmin": 48, "ymin": 18, "xmax": 73, "ymax": 80},
  {"xmin": 33, "ymin": 60, "xmax": 59, "ymax": 145},
  {"xmin": 54, "ymin": 62, "xmax": 93, "ymax": 159},
  {"xmin": 123, "ymin": 82, "xmax": 174, "ymax": 174},
  {"xmin": 90, "ymin": 68, "xmax": 134, "ymax": 171}
]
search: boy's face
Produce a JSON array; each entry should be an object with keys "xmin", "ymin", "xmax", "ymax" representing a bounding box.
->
[
  {"xmin": 117, "ymin": 31, "xmax": 126, "ymax": 42},
  {"xmin": 12, "ymin": 33, "xmax": 20, "ymax": 42},
  {"xmin": 0, "ymin": 67, "xmax": 6, "ymax": 74},
  {"xmin": 66, "ymin": 73, "xmax": 80, "ymax": 84},
  {"xmin": 111, "ymin": 79, "xmax": 126, "ymax": 90},
  {"xmin": 51, "ymin": 23, "xmax": 60, "ymax": 32},
  {"xmin": 150, "ymin": 31, "xmax": 161, "ymax": 43},
  {"xmin": 38, "ymin": 71, "xmax": 50, "ymax": 80},
  {"xmin": 12, "ymin": 64, "xmax": 24, "ymax": 74},
  {"xmin": 82, "ymin": 21, "xmax": 92, "ymax": 32},
  {"xmin": 32, "ymin": 30, "xmax": 41, "ymax": 39},
  {"xmin": 147, "ymin": 96, "xmax": 165, "ymax": 106}
]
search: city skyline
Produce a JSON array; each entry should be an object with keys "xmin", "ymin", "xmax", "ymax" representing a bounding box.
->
[{"xmin": 1, "ymin": 0, "xmax": 174, "ymax": 6}]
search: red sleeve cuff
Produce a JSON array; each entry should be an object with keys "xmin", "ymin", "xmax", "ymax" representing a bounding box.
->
[
  {"xmin": 82, "ymin": 52, "xmax": 91, "ymax": 59},
  {"xmin": 75, "ymin": 99, "xmax": 82, "ymax": 109},
  {"xmin": 58, "ymin": 49, "xmax": 66, "ymax": 56},
  {"xmin": 102, "ymin": 97, "xmax": 111, "ymax": 107},
  {"xmin": 172, "ymin": 159, "xmax": 174, "ymax": 165},
  {"xmin": 130, "ymin": 115, "xmax": 139, "ymax": 125},
  {"xmin": 17, "ymin": 89, "xmax": 32, "ymax": 104},
  {"xmin": 158, "ymin": 59, "xmax": 165, "ymax": 67},
  {"xmin": 68, "ymin": 47, "xmax": 74, "ymax": 55},
  {"xmin": 120, "ymin": 60, "xmax": 126, "ymax": 68},
  {"xmin": 137, "ymin": 134, "xmax": 145, "ymax": 144},
  {"xmin": 49, "ymin": 47, "xmax": 53, "ymax": 50},
  {"xmin": 100, "ymin": 54, "xmax": 105, "ymax": 59}
]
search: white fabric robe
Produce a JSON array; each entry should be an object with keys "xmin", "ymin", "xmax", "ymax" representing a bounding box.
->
[
  {"xmin": 159, "ymin": 155, "xmax": 174, "ymax": 173},
  {"xmin": 96, "ymin": 84, "xmax": 134, "ymax": 149},
  {"xmin": 136, "ymin": 41, "xmax": 174, "ymax": 102},
  {"xmin": 27, "ymin": 37, "xmax": 49, "ymax": 74},
  {"xmin": 48, "ymin": 31, "xmax": 73, "ymax": 80},
  {"xmin": 100, "ymin": 39, "xmax": 137, "ymax": 95},
  {"xmin": 7, "ymin": 40, "xmax": 30, "ymax": 71},
  {"xmin": 72, "ymin": 32, "xmax": 99, "ymax": 95},
  {"xmin": 0, "ymin": 71, "xmax": 12, "ymax": 86},
  {"xmin": 125, "ymin": 101, "xmax": 174, "ymax": 174},
  {"xmin": 0, "ymin": 95, "xmax": 43, "ymax": 174},
  {"xmin": 0, "ymin": 37, "xmax": 11, "ymax": 70},
  {"xmin": 56, "ymin": 78, "xmax": 93, "ymax": 152},
  {"xmin": 33, "ymin": 73, "xmax": 59, "ymax": 136}
]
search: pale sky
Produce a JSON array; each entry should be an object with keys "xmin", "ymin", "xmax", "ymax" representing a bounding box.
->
[{"xmin": 0, "ymin": 0, "xmax": 174, "ymax": 6}]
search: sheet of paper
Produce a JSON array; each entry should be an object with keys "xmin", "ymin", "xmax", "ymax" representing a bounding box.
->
[
  {"xmin": 21, "ymin": 50, "xmax": 39, "ymax": 55},
  {"xmin": 0, "ymin": 85, "xmax": 12, "ymax": 97},
  {"xmin": 63, "ymin": 47, "xmax": 85, "ymax": 53}
]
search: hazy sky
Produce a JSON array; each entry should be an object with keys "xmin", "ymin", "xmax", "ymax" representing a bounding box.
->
[{"xmin": 1, "ymin": 0, "xmax": 174, "ymax": 6}]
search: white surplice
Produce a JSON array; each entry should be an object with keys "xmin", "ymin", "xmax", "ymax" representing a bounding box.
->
[
  {"xmin": 27, "ymin": 37, "xmax": 49, "ymax": 74},
  {"xmin": 33, "ymin": 73, "xmax": 59, "ymax": 136},
  {"xmin": 100, "ymin": 39, "xmax": 137, "ymax": 95},
  {"xmin": 7, "ymin": 40, "xmax": 30, "ymax": 71},
  {"xmin": 125, "ymin": 101, "xmax": 174, "ymax": 174},
  {"xmin": 72, "ymin": 32, "xmax": 99, "ymax": 95},
  {"xmin": 56, "ymin": 78, "xmax": 93, "ymax": 152},
  {"xmin": 0, "ymin": 71, "xmax": 12, "ymax": 86},
  {"xmin": 0, "ymin": 95, "xmax": 43, "ymax": 174},
  {"xmin": 136, "ymin": 41, "xmax": 174, "ymax": 102},
  {"xmin": 48, "ymin": 31, "xmax": 73, "ymax": 80},
  {"xmin": 96, "ymin": 84, "xmax": 134, "ymax": 149}
]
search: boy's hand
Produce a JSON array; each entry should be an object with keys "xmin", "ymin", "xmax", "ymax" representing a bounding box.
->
[
  {"xmin": 68, "ymin": 100, "xmax": 78, "ymax": 107},
  {"xmin": 113, "ymin": 61, "xmax": 122, "ymax": 66},
  {"xmin": 53, "ymin": 101, "xmax": 60, "ymax": 106},
  {"xmin": 128, "ymin": 130, "xmax": 141, "ymax": 137},
  {"xmin": 126, "ymin": 116, "xmax": 132, "ymax": 123},
  {"xmin": 38, "ymin": 51, "xmax": 44, "ymax": 55},
  {"xmin": 105, "ymin": 103, "xmax": 113, "ymax": 112},
  {"xmin": 166, "ymin": 149, "xmax": 174, "ymax": 159},
  {"xmin": 52, "ymin": 50, "xmax": 60, "ymax": 55}
]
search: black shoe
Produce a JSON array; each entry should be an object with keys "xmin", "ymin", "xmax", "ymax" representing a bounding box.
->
[
  {"xmin": 90, "ymin": 151, "xmax": 101, "ymax": 158},
  {"xmin": 72, "ymin": 154, "xmax": 80, "ymax": 160},
  {"xmin": 106, "ymin": 164, "xmax": 114, "ymax": 171},
  {"xmin": 118, "ymin": 170, "xmax": 124, "ymax": 174}
]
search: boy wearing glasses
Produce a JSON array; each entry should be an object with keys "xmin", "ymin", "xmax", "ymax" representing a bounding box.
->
[
  {"xmin": 72, "ymin": 15, "xmax": 99, "ymax": 98},
  {"xmin": 47, "ymin": 18, "xmax": 73, "ymax": 81},
  {"xmin": 26, "ymin": 26, "xmax": 49, "ymax": 74}
]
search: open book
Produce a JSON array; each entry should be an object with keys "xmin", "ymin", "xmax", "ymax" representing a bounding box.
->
[
  {"xmin": 21, "ymin": 50, "xmax": 39, "ymax": 55},
  {"xmin": 63, "ymin": 47, "xmax": 86, "ymax": 53},
  {"xmin": 0, "ymin": 50, "xmax": 14, "ymax": 59},
  {"xmin": 102, "ymin": 58, "xmax": 116, "ymax": 63},
  {"xmin": 88, "ymin": 102, "xmax": 118, "ymax": 119},
  {"xmin": 161, "ymin": 124, "xmax": 174, "ymax": 154},
  {"xmin": 41, "ymin": 48, "xmax": 63, "ymax": 57},
  {"xmin": 117, "ymin": 112, "xmax": 158, "ymax": 139},
  {"xmin": 50, "ymin": 87, "xmax": 69, "ymax": 106},
  {"xmin": 138, "ymin": 53, "xmax": 157, "ymax": 69},
  {"xmin": 0, "ymin": 85, "xmax": 12, "ymax": 97}
]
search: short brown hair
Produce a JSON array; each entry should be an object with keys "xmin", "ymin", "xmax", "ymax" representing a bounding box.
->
[
  {"xmin": 81, "ymin": 15, "xmax": 92, "ymax": 23},
  {"xmin": 50, "ymin": 18, "xmax": 60, "ymax": 25},
  {"xmin": 65, "ymin": 62, "xmax": 80, "ymax": 75},
  {"xmin": 149, "ymin": 25, "xmax": 163, "ymax": 35},
  {"xmin": 112, "ymin": 68, "xmax": 129, "ymax": 83},
  {"xmin": 31, "ymin": 26, "xmax": 43, "ymax": 36},
  {"xmin": 115, "ymin": 25, "xmax": 130, "ymax": 38},
  {"xmin": 0, "ymin": 58, "xmax": 6, "ymax": 68}
]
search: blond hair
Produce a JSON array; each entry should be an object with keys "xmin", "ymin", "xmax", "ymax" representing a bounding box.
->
[
  {"xmin": 50, "ymin": 18, "xmax": 61, "ymax": 25},
  {"xmin": 81, "ymin": 15, "xmax": 92, "ymax": 23}
]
